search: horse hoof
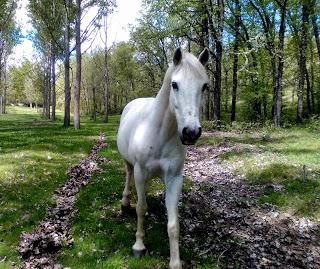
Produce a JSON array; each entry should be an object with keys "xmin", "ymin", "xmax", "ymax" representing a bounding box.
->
[
  {"xmin": 121, "ymin": 204, "xmax": 131, "ymax": 213},
  {"xmin": 121, "ymin": 204, "xmax": 136, "ymax": 216},
  {"xmin": 133, "ymin": 248, "xmax": 147, "ymax": 258}
]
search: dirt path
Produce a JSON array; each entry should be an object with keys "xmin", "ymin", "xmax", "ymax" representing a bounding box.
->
[
  {"xmin": 17, "ymin": 135, "xmax": 108, "ymax": 269},
  {"xmin": 182, "ymin": 142, "xmax": 320, "ymax": 269}
]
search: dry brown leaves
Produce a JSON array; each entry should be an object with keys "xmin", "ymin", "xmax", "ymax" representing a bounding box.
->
[
  {"xmin": 17, "ymin": 134, "xmax": 109, "ymax": 269},
  {"xmin": 181, "ymin": 143, "xmax": 320, "ymax": 269}
]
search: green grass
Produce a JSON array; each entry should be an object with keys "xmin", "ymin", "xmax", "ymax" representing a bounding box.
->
[
  {"xmin": 5, "ymin": 106, "xmax": 318, "ymax": 268},
  {"xmin": 0, "ymin": 107, "xmax": 218, "ymax": 269},
  {"xmin": 0, "ymin": 107, "xmax": 118, "ymax": 268},
  {"xmin": 199, "ymin": 123, "xmax": 320, "ymax": 217},
  {"xmin": 57, "ymin": 122, "xmax": 218, "ymax": 269}
]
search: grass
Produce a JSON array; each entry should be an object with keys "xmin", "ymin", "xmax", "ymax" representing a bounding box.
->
[
  {"xmin": 199, "ymin": 123, "xmax": 320, "ymax": 217},
  {"xmin": 0, "ymin": 107, "xmax": 218, "ymax": 269},
  {"xmin": 3, "ymin": 106, "xmax": 318, "ymax": 268},
  {"xmin": 0, "ymin": 107, "xmax": 117, "ymax": 268}
]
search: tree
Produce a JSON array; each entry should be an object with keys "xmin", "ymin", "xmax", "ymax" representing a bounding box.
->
[
  {"xmin": 74, "ymin": 0, "xmax": 82, "ymax": 129},
  {"xmin": 297, "ymin": 1, "xmax": 310, "ymax": 123},
  {"xmin": 0, "ymin": 0, "xmax": 19, "ymax": 114}
]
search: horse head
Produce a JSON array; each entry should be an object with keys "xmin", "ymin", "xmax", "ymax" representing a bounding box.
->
[{"xmin": 169, "ymin": 47, "xmax": 209, "ymax": 145}]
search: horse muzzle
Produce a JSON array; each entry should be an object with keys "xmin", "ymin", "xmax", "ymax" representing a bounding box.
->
[{"xmin": 180, "ymin": 126, "xmax": 202, "ymax": 145}]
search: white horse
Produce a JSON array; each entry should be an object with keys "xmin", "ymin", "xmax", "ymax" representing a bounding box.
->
[{"xmin": 117, "ymin": 47, "xmax": 209, "ymax": 269}]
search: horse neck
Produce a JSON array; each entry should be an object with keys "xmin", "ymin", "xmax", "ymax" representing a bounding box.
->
[{"xmin": 151, "ymin": 66, "xmax": 177, "ymax": 138}]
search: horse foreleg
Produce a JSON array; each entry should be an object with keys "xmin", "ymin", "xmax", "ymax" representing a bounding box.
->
[
  {"xmin": 165, "ymin": 175, "xmax": 183, "ymax": 269},
  {"xmin": 121, "ymin": 161, "xmax": 133, "ymax": 210},
  {"xmin": 132, "ymin": 165, "xmax": 147, "ymax": 257}
]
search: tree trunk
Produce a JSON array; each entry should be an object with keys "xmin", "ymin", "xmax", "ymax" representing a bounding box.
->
[
  {"xmin": 272, "ymin": 0, "xmax": 287, "ymax": 127},
  {"xmin": 63, "ymin": 0, "xmax": 71, "ymax": 127},
  {"xmin": 0, "ymin": 45, "xmax": 3, "ymax": 114},
  {"xmin": 92, "ymin": 86, "xmax": 96, "ymax": 121},
  {"xmin": 231, "ymin": 0, "xmax": 240, "ymax": 122},
  {"xmin": 43, "ymin": 63, "xmax": 47, "ymax": 117},
  {"xmin": 51, "ymin": 48, "xmax": 56, "ymax": 121},
  {"xmin": 310, "ymin": 40, "xmax": 315, "ymax": 113},
  {"xmin": 213, "ymin": 0, "xmax": 224, "ymax": 127},
  {"xmin": 306, "ymin": 69, "xmax": 312, "ymax": 114},
  {"xmin": 103, "ymin": 14, "xmax": 109, "ymax": 123},
  {"xmin": 297, "ymin": 3, "xmax": 309, "ymax": 123},
  {"xmin": 224, "ymin": 68, "xmax": 229, "ymax": 112},
  {"xmin": 74, "ymin": 0, "xmax": 81, "ymax": 129},
  {"xmin": 46, "ymin": 55, "xmax": 51, "ymax": 119},
  {"xmin": 311, "ymin": 14, "xmax": 320, "ymax": 61}
]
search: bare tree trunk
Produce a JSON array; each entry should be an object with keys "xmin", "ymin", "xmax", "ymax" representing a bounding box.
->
[
  {"xmin": 51, "ymin": 1, "xmax": 56, "ymax": 121},
  {"xmin": 51, "ymin": 48, "xmax": 56, "ymax": 121},
  {"xmin": 0, "ymin": 44, "xmax": 3, "ymax": 114},
  {"xmin": 297, "ymin": 3, "xmax": 309, "ymax": 123},
  {"xmin": 92, "ymin": 86, "xmax": 96, "ymax": 121},
  {"xmin": 306, "ymin": 69, "xmax": 312, "ymax": 114},
  {"xmin": 213, "ymin": 0, "xmax": 224, "ymax": 127},
  {"xmin": 273, "ymin": 0, "xmax": 287, "ymax": 127},
  {"xmin": 231, "ymin": 0, "xmax": 240, "ymax": 122},
  {"xmin": 74, "ymin": 0, "xmax": 81, "ymax": 129},
  {"xmin": 310, "ymin": 40, "xmax": 315, "ymax": 112},
  {"xmin": 64, "ymin": 0, "xmax": 71, "ymax": 127},
  {"xmin": 224, "ymin": 68, "xmax": 229, "ymax": 112},
  {"xmin": 43, "ymin": 61, "xmax": 47, "ymax": 117},
  {"xmin": 103, "ymin": 14, "xmax": 109, "ymax": 123},
  {"xmin": 46, "ymin": 55, "xmax": 51, "ymax": 119}
]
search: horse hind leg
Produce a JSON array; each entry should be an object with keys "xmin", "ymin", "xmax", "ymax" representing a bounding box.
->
[{"xmin": 121, "ymin": 161, "xmax": 133, "ymax": 212}]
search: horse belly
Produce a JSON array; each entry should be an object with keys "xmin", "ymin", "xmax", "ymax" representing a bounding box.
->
[{"xmin": 117, "ymin": 98, "xmax": 155, "ymax": 165}]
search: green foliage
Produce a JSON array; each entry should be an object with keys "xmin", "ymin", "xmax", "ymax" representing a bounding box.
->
[{"xmin": 6, "ymin": 60, "xmax": 42, "ymax": 105}]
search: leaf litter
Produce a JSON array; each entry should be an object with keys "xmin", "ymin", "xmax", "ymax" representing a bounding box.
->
[
  {"xmin": 16, "ymin": 133, "xmax": 320, "ymax": 269},
  {"xmin": 181, "ymin": 142, "xmax": 320, "ymax": 268},
  {"xmin": 17, "ymin": 134, "xmax": 109, "ymax": 269}
]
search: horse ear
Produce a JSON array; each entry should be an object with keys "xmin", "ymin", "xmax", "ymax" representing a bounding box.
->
[
  {"xmin": 199, "ymin": 47, "xmax": 210, "ymax": 66},
  {"xmin": 173, "ymin": 47, "xmax": 182, "ymax": 66}
]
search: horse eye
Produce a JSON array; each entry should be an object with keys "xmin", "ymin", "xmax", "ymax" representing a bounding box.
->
[
  {"xmin": 172, "ymin": 82, "xmax": 178, "ymax": 90},
  {"xmin": 202, "ymin": 83, "xmax": 208, "ymax": 92}
]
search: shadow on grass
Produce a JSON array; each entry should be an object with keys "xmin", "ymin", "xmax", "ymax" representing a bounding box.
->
[
  {"xmin": 58, "ymin": 147, "xmax": 219, "ymax": 269},
  {"xmin": 0, "ymin": 109, "xmax": 120, "ymax": 267}
]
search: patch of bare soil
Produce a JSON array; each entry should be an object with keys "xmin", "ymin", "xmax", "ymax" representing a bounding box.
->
[
  {"xmin": 17, "ymin": 134, "xmax": 109, "ymax": 269},
  {"xmin": 182, "ymin": 143, "xmax": 320, "ymax": 269}
]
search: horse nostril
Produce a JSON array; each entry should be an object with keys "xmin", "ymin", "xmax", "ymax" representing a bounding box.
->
[
  {"xmin": 182, "ymin": 127, "xmax": 189, "ymax": 139},
  {"xmin": 182, "ymin": 127, "xmax": 202, "ymax": 141}
]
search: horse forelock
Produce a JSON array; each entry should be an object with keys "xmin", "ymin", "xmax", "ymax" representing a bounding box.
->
[{"xmin": 175, "ymin": 53, "xmax": 208, "ymax": 81}]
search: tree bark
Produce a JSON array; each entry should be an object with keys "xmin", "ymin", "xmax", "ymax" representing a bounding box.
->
[
  {"xmin": 231, "ymin": 0, "xmax": 240, "ymax": 122},
  {"xmin": 273, "ymin": 0, "xmax": 287, "ymax": 127},
  {"xmin": 103, "ymin": 14, "xmax": 109, "ymax": 123},
  {"xmin": 51, "ymin": 47, "xmax": 56, "ymax": 121},
  {"xmin": 63, "ymin": 0, "xmax": 71, "ymax": 127},
  {"xmin": 297, "ymin": 3, "xmax": 309, "ymax": 123},
  {"xmin": 92, "ymin": 86, "xmax": 96, "ymax": 121},
  {"xmin": 224, "ymin": 68, "xmax": 229, "ymax": 112},
  {"xmin": 74, "ymin": 0, "xmax": 81, "ymax": 129},
  {"xmin": 213, "ymin": 0, "xmax": 224, "ymax": 127},
  {"xmin": 306, "ymin": 69, "xmax": 312, "ymax": 114},
  {"xmin": 46, "ymin": 55, "xmax": 51, "ymax": 119}
]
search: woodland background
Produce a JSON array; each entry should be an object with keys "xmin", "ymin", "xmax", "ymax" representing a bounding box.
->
[{"xmin": 1, "ymin": 0, "xmax": 320, "ymax": 128}]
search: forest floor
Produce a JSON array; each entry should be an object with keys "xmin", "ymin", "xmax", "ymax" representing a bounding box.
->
[{"xmin": 1, "ymin": 107, "xmax": 320, "ymax": 268}]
